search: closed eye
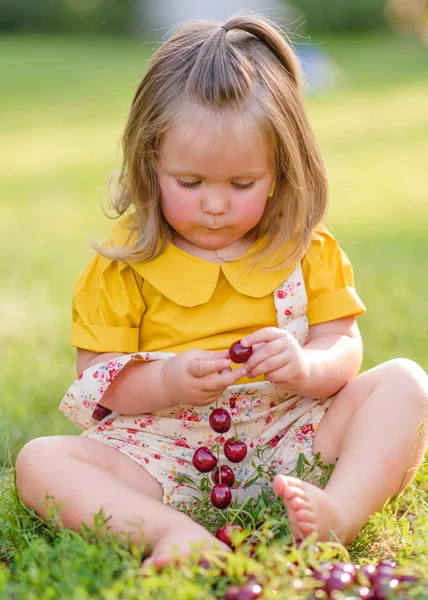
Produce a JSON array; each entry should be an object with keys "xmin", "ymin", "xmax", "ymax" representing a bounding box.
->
[
  {"xmin": 176, "ymin": 179, "xmax": 255, "ymax": 190},
  {"xmin": 232, "ymin": 182, "xmax": 255, "ymax": 190},
  {"xmin": 177, "ymin": 179, "xmax": 201, "ymax": 188}
]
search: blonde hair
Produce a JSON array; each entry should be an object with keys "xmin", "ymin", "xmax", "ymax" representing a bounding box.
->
[{"xmin": 94, "ymin": 15, "xmax": 328, "ymax": 269}]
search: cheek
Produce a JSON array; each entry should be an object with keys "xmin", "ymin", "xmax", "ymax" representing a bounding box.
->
[
  {"xmin": 160, "ymin": 184, "xmax": 198, "ymax": 228},
  {"xmin": 235, "ymin": 193, "xmax": 268, "ymax": 226}
]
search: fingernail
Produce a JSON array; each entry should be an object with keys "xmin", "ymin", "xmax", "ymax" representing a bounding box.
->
[{"xmin": 241, "ymin": 339, "xmax": 248, "ymax": 347}]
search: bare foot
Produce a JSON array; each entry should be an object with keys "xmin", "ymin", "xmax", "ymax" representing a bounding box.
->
[
  {"xmin": 273, "ymin": 475, "xmax": 351, "ymax": 544},
  {"xmin": 142, "ymin": 522, "xmax": 231, "ymax": 570}
]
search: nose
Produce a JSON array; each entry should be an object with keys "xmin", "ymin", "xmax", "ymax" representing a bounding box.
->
[{"xmin": 201, "ymin": 192, "xmax": 229, "ymax": 215}]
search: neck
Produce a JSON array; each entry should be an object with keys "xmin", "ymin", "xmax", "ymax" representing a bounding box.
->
[{"xmin": 171, "ymin": 234, "xmax": 252, "ymax": 263}]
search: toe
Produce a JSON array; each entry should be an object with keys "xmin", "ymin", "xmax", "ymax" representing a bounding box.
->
[
  {"xmin": 282, "ymin": 485, "xmax": 306, "ymax": 501},
  {"xmin": 299, "ymin": 521, "xmax": 317, "ymax": 536},
  {"xmin": 272, "ymin": 474, "xmax": 288, "ymax": 496},
  {"xmin": 295, "ymin": 508, "xmax": 316, "ymax": 524},
  {"xmin": 284, "ymin": 476, "xmax": 305, "ymax": 487},
  {"xmin": 141, "ymin": 557, "xmax": 155, "ymax": 570},
  {"xmin": 290, "ymin": 496, "xmax": 311, "ymax": 511}
]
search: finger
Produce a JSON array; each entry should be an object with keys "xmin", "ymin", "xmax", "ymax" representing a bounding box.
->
[
  {"xmin": 201, "ymin": 366, "xmax": 246, "ymax": 392},
  {"xmin": 241, "ymin": 327, "xmax": 294, "ymax": 349},
  {"xmin": 189, "ymin": 358, "xmax": 230, "ymax": 378},
  {"xmin": 244, "ymin": 338, "xmax": 289, "ymax": 373},
  {"xmin": 265, "ymin": 363, "xmax": 302, "ymax": 385},
  {"xmin": 245, "ymin": 353, "xmax": 289, "ymax": 379},
  {"xmin": 190, "ymin": 349, "xmax": 229, "ymax": 361}
]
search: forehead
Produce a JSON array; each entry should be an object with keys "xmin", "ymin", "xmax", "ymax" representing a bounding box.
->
[{"xmin": 159, "ymin": 106, "xmax": 272, "ymax": 174}]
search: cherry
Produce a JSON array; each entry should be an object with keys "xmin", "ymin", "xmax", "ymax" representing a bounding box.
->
[
  {"xmin": 225, "ymin": 583, "xmax": 263, "ymax": 600},
  {"xmin": 210, "ymin": 483, "xmax": 232, "ymax": 509},
  {"xmin": 332, "ymin": 562, "xmax": 357, "ymax": 575},
  {"xmin": 192, "ymin": 447, "xmax": 217, "ymax": 473},
  {"xmin": 361, "ymin": 564, "xmax": 377, "ymax": 581},
  {"xmin": 323, "ymin": 570, "xmax": 353, "ymax": 594},
  {"xmin": 212, "ymin": 464, "xmax": 235, "ymax": 487},
  {"xmin": 229, "ymin": 340, "xmax": 253, "ymax": 364},
  {"xmin": 372, "ymin": 578, "xmax": 399, "ymax": 600},
  {"xmin": 378, "ymin": 559, "xmax": 396, "ymax": 569},
  {"xmin": 372, "ymin": 567, "xmax": 395, "ymax": 582},
  {"xmin": 209, "ymin": 408, "xmax": 232, "ymax": 433},
  {"xmin": 216, "ymin": 523, "xmax": 243, "ymax": 548},
  {"xmin": 224, "ymin": 587, "xmax": 241, "ymax": 600},
  {"xmin": 224, "ymin": 438, "xmax": 248, "ymax": 463},
  {"xmin": 396, "ymin": 573, "xmax": 418, "ymax": 584},
  {"xmin": 92, "ymin": 404, "xmax": 112, "ymax": 421}
]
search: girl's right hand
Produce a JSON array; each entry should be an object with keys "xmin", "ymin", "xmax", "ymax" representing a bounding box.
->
[{"xmin": 160, "ymin": 350, "xmax": 245, "ymax": 407}]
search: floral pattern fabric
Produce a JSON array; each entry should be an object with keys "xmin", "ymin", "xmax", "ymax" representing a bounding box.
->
[{"xmin": 59, "ymin": 264, "xmax": 332, "ymax": 507}]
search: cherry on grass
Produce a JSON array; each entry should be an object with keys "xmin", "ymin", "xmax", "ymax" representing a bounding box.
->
[
  {"xmin": 216, "ymin": 523, "xmax": 243, "ymax": 548},
  {"xmin": 192, "ymin": 446, "xmax": 217, "ymax": 473},
  {"xmin": 209, "ymin": 408, "xmax": 232, "ymax": 433},
  {"xmin": 212, "ymin": 464, "xmax": 235, "ymax": 487},
  {"xmin": 229, "ymin": 340, "xmax": 253, "ymax": 364},
  {"xmin": 224, "ymin": 438, "xmax": 248, "ymax": 463},
  {"xmin": 210, "ymin": 484, "xmax": 232, "ymax": 509},
  {"xmin": 224, "ymin": 583, "xmax": 263, "ymax": 600}
]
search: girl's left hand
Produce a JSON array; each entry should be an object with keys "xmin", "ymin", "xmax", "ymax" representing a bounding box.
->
[{"xmin": 240, "ymin": 327, "xmax": 310, "ymax": 391}]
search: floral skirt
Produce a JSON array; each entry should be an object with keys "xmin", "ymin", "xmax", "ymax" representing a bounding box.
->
[{"xmin": 60, "ymin": 353, "xmax": 332, "ymax": 508}]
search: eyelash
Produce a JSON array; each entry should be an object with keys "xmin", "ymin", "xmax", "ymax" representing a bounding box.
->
[{"xmin": 176, "ymin": 180, "xmax": 255, "ymax": 190}]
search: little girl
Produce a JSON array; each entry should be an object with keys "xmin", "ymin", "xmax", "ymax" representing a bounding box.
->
[{"xmin": 16, "ymin": 16, "xmax": 428, "ymax": 569}]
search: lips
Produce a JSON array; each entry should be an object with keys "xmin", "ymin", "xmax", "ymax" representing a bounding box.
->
[{"xmin": 205, "ymin": 224, "xmax": 225, "ymax": 230}]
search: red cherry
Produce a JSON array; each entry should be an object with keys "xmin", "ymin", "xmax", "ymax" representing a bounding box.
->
[
  {"xmin": 226, "ymin": 583, "xmax": 263, "ymax": 600},
  {"xmin": 209, "ymin": 408, "xmax": 232, "ymax": 433},
  {"xmin": 212, "ymin": 464, "xmax": 235, "ymax": 487},
  {"xmin": 216, "ymin": 523, "xmax": 243, "ymax": 548},
  {"xmin": 192, "ymin": 447, "xmax": 217, "ymax": 473},
  {"xmin": 210, "ymin": 484, "xmax": 232, "ymax": 509},
  {"xmin": 224, "ymin": 438, "xmax": 247, "ymax": 463},
  {"xmin": 377, "ymin": 560, "xmax": 396, "ymax": 569},
  {"xmin": 396, "ymin": 573, "xmax": 418, "ymax": 583},
  {"xmin": 92, "ymin": 404, "xmax": 112, "ymax": 421},
  {"xmin": 323, "ymin": 570, "xmax": 353, "ymax": 593},
  {"xmin": 224, "ymin": 587, "xmax": 241, "ymax": 600},
  {"xmin": 229, "ymin": 340, "xmax": 253, "ymax": 364}
]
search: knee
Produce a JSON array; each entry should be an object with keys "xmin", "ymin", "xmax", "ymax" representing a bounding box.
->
[
  {"xmin": 380, "ymin": 358, "xmax": 428, "ymax": 404},
  {"xmin": 15, "ymin": 437, "xmax": 61, "ymax": 507}
]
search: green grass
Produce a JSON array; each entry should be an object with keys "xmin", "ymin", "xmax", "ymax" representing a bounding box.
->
[{"xmin": 0, "ymin": 31, "xmax": 428, "ymax": 598}]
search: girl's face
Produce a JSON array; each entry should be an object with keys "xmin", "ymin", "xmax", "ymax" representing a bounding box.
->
[{"xmin": 157, "ymin": 107, "xmax": 274, "ymax": 258}]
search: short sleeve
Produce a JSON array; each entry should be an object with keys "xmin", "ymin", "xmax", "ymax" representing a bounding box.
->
[
  {"xmin": 301, "ymin": 227, "xmax": 366, "ymax": 326},
  {"xmin": 71, "ymin": 253, "xmax": 145, "ymax": 353}
]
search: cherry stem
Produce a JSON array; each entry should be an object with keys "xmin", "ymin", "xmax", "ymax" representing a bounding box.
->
[{"xmin": 216, "ymin": 446, "xmax": 221, "ymax": 483}]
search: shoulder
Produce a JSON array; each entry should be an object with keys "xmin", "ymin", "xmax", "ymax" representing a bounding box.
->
[{"xmin": 302, "ymin": 224, "xmax": 350, "ymax": 271}]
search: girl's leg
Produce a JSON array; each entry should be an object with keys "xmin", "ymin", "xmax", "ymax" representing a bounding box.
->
[
  {"xmin": 15, "ymin": 436, "xmax": 228, "ymax": 567},
  {"xmin": 273, "ymin": 359, "xmax": 428, "ymax": 544}
]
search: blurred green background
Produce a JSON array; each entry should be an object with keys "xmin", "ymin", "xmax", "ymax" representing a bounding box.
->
[{"xmin": 0, "ymin": 0, "xmax": 428, "ymax": 463}]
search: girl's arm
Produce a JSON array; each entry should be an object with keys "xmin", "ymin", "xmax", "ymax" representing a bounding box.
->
[
  {"xmin": 77, "ymin": 349, "xmax": 173, "ymax": 414},
  {"xmin": 298, "ymin": 317, "xmax": 363, "ymax": 397},
  {"xmin": 76, "ymin": 348, "xmax": 244, "ymax": 414}
]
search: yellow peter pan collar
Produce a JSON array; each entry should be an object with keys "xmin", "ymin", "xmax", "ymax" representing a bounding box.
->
[{"xmin": 111, "ymin": 218, "xmax": 296, "ymax": 307}]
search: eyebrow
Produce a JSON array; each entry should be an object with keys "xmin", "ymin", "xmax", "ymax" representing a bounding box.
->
[{"xmin": 166, "ymin": 168, "xmax": 268, "ymax": 178}]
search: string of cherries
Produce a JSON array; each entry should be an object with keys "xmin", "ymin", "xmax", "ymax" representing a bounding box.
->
[{"xmin": 192, "ymin": 340, "xmax": 253, "ymax": 514}]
